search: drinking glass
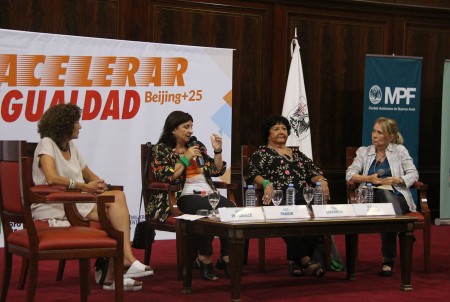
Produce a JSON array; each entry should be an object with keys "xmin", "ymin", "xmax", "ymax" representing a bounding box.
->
[
  {"xmin": 271, "ymin": 190, "xmax": 283, "ymax": 206},
  {"xmin": 303, "ymin": 186, "xmax": 314, "ymax": 208},
  {"xmin": 208, "ymin": 190, "xmax": 221, "ymax": 217},
  {"xmin": 355, "ymin": 188, "xmax": 366, "ymax": 204}
]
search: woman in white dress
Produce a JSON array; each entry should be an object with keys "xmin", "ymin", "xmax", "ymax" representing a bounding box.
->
[{"xmin": 32, "ymin": 103, "xmax": 152, "ymax": 291}]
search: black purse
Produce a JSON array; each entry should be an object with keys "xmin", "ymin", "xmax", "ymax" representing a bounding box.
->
[{"xmin": 132, "ymin": 142, "xmax": 152, "ymax": 249}]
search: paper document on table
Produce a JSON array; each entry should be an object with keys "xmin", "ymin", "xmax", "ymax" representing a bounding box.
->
[
  {"xmin": 173, "ymin": 214, "xmax": 206, "ymax": 221},
  {"xmin": 363, "ymin": 184, "xmax": 393, "ymax": 191}
]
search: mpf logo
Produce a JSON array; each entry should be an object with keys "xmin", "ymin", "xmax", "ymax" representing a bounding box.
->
[{"xmin": 369, "ymin": 85, "xmax": 416, "ymax": 105}]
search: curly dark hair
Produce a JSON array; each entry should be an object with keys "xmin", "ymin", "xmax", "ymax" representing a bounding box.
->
[
  {"xmin": 261, "ymin": 115, "xmax": 291, "ymax": 144},
  {"xmin": 158, "ymin": 111, "xmax": 193, "ymax": 147},
  {"xmin": 37, "ymin": 104, "xmax": 82, "ymax": 148}
]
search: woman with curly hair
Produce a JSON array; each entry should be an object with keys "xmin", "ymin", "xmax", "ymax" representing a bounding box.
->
[{"xmin": 32, "ymin": 103, "xmax": 153, "ymax": 291}]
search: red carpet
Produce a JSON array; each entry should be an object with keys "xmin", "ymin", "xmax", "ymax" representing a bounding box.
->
[{"xmin": 1, "ymin": 225, "xmax": 450, "ymax": 301}]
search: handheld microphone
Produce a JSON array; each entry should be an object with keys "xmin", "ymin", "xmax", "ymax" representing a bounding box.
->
[
  {"xmin": 377, "ymin": 169, "xmax": 385, "ymax": 177},
  {"xmin": 187, "ymin": 136, "xmax": 204, "ymax": 167}
]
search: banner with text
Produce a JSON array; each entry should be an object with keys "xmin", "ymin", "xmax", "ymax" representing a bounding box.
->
[
  {"xmin": 0, "ymin": 29, "xmax": 233, "ymax": 243},
  {"xmin": 440, "ymin": 60, "xmax": 450, "ymax": 220},
  {"xmin": 362, "ymin": 55, "xmax": 422, "ymax": 166}
]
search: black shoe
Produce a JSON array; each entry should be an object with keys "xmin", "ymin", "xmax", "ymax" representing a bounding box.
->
[
  {"xmin": 194, "ymin": 258, "xmax": 218, "ymax": 281},
  {"xmin": 95, "ymin": 258, "xmax": 109, "ymax": 285},
  {"xmin": 215, "ymin": 256, "xmax": 231, "ymax": 278},
  {"xmin": 378, "ymin": 261, "xmax": 393, "ymax": 277}
]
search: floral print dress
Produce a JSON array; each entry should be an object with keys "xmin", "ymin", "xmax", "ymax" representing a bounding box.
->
[
  {"xmin": 248, "ymin": 146, "xmax": 324, "ymax": 193},
  {"xmin": 146, "ymin": 141, "xmax": 227, "ymax": 222}
]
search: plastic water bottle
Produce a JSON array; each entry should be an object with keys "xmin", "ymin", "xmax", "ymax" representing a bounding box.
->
[
  {"xmin": 313, "ymin": 182, "xmax": 324, "ymax": 205},
  {"xmin": 365, "ymin": 182, "xmax": 374, "ymax": 203},
  {"xmin": 286, "ymin": 183, "xmax": 296, "ymax": 206},
  {"xmin": 245, "ymin": 185, "xmax": 256, "ymax": 207}
]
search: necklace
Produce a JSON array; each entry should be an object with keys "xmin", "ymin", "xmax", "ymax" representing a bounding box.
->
[{"xmin": 60, "ymin": 143, "xmax": 70, "ymax": 152}]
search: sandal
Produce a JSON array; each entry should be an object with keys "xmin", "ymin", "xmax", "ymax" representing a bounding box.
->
[
  {"xmin": 215, "ymin": 256, "xmax": 231, "ymax": 278},
  {"xmin": 194, "ymin": 258, "xmax": 218, "ymax": 281},
  {"xmin": 103, "ymin": 278, "xmax": 143, "ymax": 291},
  {"xmin": 124, "ymin": 260, "xmax": 154, "ymax": 278},
  {"xmin": 289, "ymin": 261, "xmax": 303, "ymax": 277},
  {"xmin": 378, "ymin": 261, "xmax": 393, "ymax": 277},
  {"xmin": 301, "ymin": 259, "xmax": 325, "ymax": 278}
]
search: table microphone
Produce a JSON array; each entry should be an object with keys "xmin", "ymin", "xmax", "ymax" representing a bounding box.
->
[{"xmin": 187, "ymin": 136, "xmax": 204, "ymax": 167}]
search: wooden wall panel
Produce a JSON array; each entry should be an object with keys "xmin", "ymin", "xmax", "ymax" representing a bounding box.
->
[{"xmin": 147, "ymin": 0, "xmax": 273, "ymax": 171}]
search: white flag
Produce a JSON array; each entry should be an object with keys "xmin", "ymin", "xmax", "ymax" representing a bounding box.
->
[{"xmin": 282, "ymin": 36, "xmax": 313, "ymax": 160}]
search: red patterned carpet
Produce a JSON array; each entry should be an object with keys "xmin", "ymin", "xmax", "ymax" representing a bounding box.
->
[{"xmin": 1, "ymin": 225, "xmax": 449, "ymax": 302}]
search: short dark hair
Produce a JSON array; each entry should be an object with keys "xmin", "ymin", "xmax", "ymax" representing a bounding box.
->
[
  {"xmin": 158, "ymin": 111, "xmax": 193, "ymax": 147},
  {"xmin": 260, "ymin": 115, "xmax": 291, "ymax": 144},
  {"xmin": 37, "ymin": 104, "xmax": 82, "ymax": 148}
]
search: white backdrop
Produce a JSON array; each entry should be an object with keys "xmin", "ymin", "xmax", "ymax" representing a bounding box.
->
[{"xmin": 0, "ymin": 29, "xmax": 233, "ymax": 243}]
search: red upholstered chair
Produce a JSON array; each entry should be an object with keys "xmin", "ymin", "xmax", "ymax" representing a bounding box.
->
[
  {"xmin": 140, "ymin": 143, "xmax": 238, "ymax": 279},
  {"xmin": 346, "ymin": 146, "xmax": 431, "ymax": 273},
  {"xmin": 0, "ymin": 140, "xmax": 124, "ymax": 301}
]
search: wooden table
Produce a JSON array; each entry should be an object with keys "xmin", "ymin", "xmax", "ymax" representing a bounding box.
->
[{"xmin": 179, "ymin": 216, "xmax": 416, "ymax": 302}]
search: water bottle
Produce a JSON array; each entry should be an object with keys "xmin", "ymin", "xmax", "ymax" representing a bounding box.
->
[
  {"xmin": 313, "ymin": 182, "xmax": 324, "ymax": 205},
  {"xmin": 365, "ymin": 182, "xmax": 374, "ymax": 203},
  {"xmin": 245, "ymin": 185, "xmax": 256, "ymax": 207},
  {"xmin": 286, "ymin": 183, "xmax": 296, "ymax": 206}
]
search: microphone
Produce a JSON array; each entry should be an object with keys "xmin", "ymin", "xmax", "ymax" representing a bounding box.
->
[
  {"xmin": 187, "ymin": 136, "xmax": 204, "ymax": 167},
  {"xmin": 377, "ymin": 169, "xmax": 385, "ymax": 177}
]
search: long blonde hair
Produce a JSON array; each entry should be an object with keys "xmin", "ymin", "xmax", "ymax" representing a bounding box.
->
[{"xmin": 375, "ymin": 117, "xmax": 404, "ymax": 144}]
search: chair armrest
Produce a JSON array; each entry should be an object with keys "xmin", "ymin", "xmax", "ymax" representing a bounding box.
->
[
  {"xmin": 412, "ymin": 181, "xmax": 430, "ymax": 217},
  {"xmin": 108, "ymin": 184, "xmax": 123, "ymax": 191},
  {"xmin": 213, "ymin": 181, "xmax": 238, "ymax": 206}
]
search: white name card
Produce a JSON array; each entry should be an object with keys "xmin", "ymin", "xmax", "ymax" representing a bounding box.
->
[
  {"xmin": 312, "ymin": 204, "xmax": 356, "ymax": 218},
  {"xmin": 263, "ymin": 205, "xmax": 310, "ymax": 220},
  {"xmin": 353, "ymin": 203, "xmax": 396, "ymax": 216},
  {"xmin": 218, "ymin": 207, "xmax": 265, "ymax": 222}
]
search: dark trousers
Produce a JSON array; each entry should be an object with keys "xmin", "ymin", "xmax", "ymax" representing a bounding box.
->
[
  {"xmin": 373, "ymin": 189, "xmax": 410, "ymax": 264},
  {"xmin": 178, "ymin": 194, "xmax": 235, "ymax": 257}
]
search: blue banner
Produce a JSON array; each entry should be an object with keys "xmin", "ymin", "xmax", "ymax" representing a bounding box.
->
[{"xmin": 362, "ymin": 55, "xmax": 422, "ymax": 166}]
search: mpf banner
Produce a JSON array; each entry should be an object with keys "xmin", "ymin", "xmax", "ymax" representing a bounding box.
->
[
  {"xmin": 362, "ymin": 55, "xmax": 422, "ymax": 166},
  {"xmin": 440, "ymin": 60, "xmax": 450, "ymax": 220},
  {"xmin": 0, "ymin": 29, "xmax": 233, "ymax": 243}
]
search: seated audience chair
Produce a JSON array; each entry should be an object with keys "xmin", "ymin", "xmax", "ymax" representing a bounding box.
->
[
  {"xmin": 140, "ymin": 143, "xmax": 238, "ymax": 279},
  {"xmin": 0, "ymin": 140, "xmax": 124, "ymax": 301},
  {"xmin": 346, "ymin": 146, "xmax": 431, "ymax": 273}
]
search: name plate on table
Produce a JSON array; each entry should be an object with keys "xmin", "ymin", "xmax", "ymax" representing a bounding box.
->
[
  {"xmin": 353, "ymin": 203, "xmax": 396, "ymax": 216},
  {"xmin": 312, "ymin": 204, "xmax": 356, "ymax": 218},
  {"xmin": 218, "ymin": 207, "xmax": 265, "ymax": 222},
  {"xmin": 263, "ymin": 205, "xmax": 310, "ymax": 220}
]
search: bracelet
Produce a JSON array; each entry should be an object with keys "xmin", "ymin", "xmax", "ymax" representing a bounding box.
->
[
  {"xmin": 262, "ymin": 179, "xmax": 272, "ymax": 190},
  {"xmin": 179, "ymin": 156, "xmax": 191, "ymax": 167},
  {"xmin": 214, "ymin": 149, "xmax": 222, "ymax": 154},
  {"xmin": 68, "ymin": 178, "xmax": 76, "ymax": 189}
]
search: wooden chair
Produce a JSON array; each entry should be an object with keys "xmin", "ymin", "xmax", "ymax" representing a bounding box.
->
[
  {"xmin": 140, "ymin": 143, "xmax": 238, "ymax": 279},
  {"xmin": 345, "ymin": 146, "xmax": 431, "ymax": 273},
  {"xmin": 0, "ymin": 140, "xmax": 124, "ymax": 301}
]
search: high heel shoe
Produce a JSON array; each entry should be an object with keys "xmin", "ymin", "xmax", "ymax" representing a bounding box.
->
[
  {"xmin": 194, "ymin": 258, "xmax": 218, "ymax": 281},
  {"xmin": 215, "ymin": 256, "xmax": 231, "ymax": 278}
]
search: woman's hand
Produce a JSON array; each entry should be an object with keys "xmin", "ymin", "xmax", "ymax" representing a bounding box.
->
[
  {"xmin": 262, "ymin": 185, "xmax": 274, "ymax": 205},
  {"xmin": 321, "ymin": 182, "xmax": 331, "ymax": 201},
  {"xmin": 185, "ymin": 145, "xmax": 201, "ymax": 160},
  {"xmin": 367, "ymin": 173, "xmax": 383, "ymax": 185},
  {"xmin": 85, "ymin": 179, "xmax": 107, "ymax": 194},
  {"xmin": 210, "ymin": 132, "xmax": 222, "ymax": 153},
  {"xmin": 380, "ymin": 177, "xmax": 402, "ymax": 186}
]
